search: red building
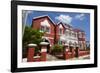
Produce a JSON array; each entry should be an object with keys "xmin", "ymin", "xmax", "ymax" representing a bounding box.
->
[
  {"xmin": 32, "ymin": 15, "xmax": 86, "ymax": 50},
  {"xmin": 74, "ymin": 29, "xmax": 86, "ymax": 50},
  {"xmin": 56, "ymin": 22, "xmax": 66, "ymax": 45},
  {"xmin": 32, "ymin": 15, "xmax": 56, "ymax": 46}
]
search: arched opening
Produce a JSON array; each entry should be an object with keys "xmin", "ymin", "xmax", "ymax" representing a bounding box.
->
[
  {"xmin": 74, "ymin": 42, "xmax": 79, "ymax": 57},
  {"xmin": 75, "ymin": 47, "xmax": 79, "ymax": 57},
  {"xmin": 69, "ymin": 41, "xmax": 73, "ymax": 52},
  {"xmin": 42, "ymin": 38, "xmax": 50, "ymax": 53}
]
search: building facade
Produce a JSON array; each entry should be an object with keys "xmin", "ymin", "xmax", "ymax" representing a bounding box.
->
[{"xmin": 32, "ymin": 15, "xmax": 86, "ymax": 50}]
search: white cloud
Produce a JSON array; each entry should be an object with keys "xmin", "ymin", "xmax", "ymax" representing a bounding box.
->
[
  {"xmin": 55, "ymin": 14, "xmax": 72, "ymax": 24},
  {"xmin": 75, "ymin": 14, "xmax": 85, "ymax": 20}
]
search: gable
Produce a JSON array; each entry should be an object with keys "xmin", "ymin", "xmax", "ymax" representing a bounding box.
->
[
  {"xmin": 33, "ymin": 15, "xmax": 55, "ymax": 27},
  {"xmin": 41, "ymin": 19, "xmax": 50, "ymax": 27},
  {"xmin": 59, "ymin": 24, "xmax": 63, "ymax": 29},
  {"xmin": 57, "ymin": 22, "xmax": 65, "ymax": 29}
]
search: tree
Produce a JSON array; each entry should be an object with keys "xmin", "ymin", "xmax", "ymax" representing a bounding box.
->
[{"xmin": 22, "ymin": 26, "xmax": 44, "ymax": 58}]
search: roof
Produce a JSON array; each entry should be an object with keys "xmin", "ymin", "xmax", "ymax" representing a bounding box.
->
[
  {"xmin": 57, "ymin": 22, "xmax": 66, "ymax": 28},
  {"xmin": 57, "ymin": 22, "xmax": 85, "ymax": 33},
  {"xmin": 57, "ymin": 22, "xmax": 73, "ymax": 29},
  {"xmin": 32, "ymin": 15, "xmax": 85, "ymax": 33},
  {"xmin": 33, "ymin": 15, "xmax": 55, "ymax": 26},
  {"xmin": 73, "ymin": 28, "xmax": 85, "ymax": 32}
]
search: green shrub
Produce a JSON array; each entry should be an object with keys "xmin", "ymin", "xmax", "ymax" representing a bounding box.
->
[{"xmin": 52, "ymin": 44, "xmax": 63, "ymax": 54}]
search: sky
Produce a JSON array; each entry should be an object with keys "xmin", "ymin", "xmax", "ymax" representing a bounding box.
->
[{"xmin": 22, "ymin": 10, "xmax": 90, "ymax": 42}]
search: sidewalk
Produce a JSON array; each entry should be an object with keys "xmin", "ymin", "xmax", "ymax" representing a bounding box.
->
[
  {"xmin": 69, "ymin": 55, "xmax": 90, "ymax": 60},
  {"xmin": 22, "ymin": 54, "xmax": 90, "ymax": 62},
  {"xmin": 47, "ymin": 54, "xmax": 62, "ymax": 61}
]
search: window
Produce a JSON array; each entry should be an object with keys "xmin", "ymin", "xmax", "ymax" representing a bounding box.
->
[
  {"xmin": 73, "ymin": 33, "xmax": 77, "ymax": 37},
  {"xmin": 69, "ymin": 30, "xmax": 71, "ymax": 36},
  {"xmin": 75, "ymin": 33, "xmax": 77, "ymax": 37},
  {"xmin": 79, "ymin": 32, "xmax": 82, "ymax": 38},
  {"xmin": 80, "ymin": 44, "xmax": 82, "ymax": 48},
  {"xmin": 72, "ymin": 32, "xmax": 74, "ymax": 37},
  {"xmin": 59, "ymin": 28, "xmax": 63, "ymax": 34},
  {"xmin": 58, "ymin": 40, "xmax": 63, "ymax": 45},
  {"xmin": 65, "ymin": 29, "xmax": 69, "ymax": 35},
  {"xmin": 40, "ymin": 26, "xmax": 45, "ymax": 32},
  {"xmin": 83, "ymin": 34, "xmax": 85, "ymax": 38},
  {"xmin": 63, "ymin": 30, "xmax": 65, "ymax": 34},
  {"xmin": 46, "ymin": 27, "xmax": 50, "ymax": 33},
  {"xmin": 40, "ymin": 26, "xmax": 50, "ymax": 33}
]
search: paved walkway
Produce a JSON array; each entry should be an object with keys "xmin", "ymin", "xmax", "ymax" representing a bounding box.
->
[
  {"xmin": 68, "ymin": 55, "xmax": 90, "ymax": 60},
  {"xmin": 22, "ymin": 54, "xmax": 90, "ymax": 62},
  {"xmin": 46, "ymin": 54, "xmax": 90, "ymax": 61},
  {"xmin": 47, "ymin": 54, "xmax": 62, "ymax": 61}
]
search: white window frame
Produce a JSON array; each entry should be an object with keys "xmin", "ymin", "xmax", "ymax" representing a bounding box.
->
[
  {"xmin": 59, "ymin": 28, "xmax": 63, "ymax": 35},
  {"xmin": 46, "ymin": 26, "xmax": 50, "ymax": 34},
  {"xmin": 79, "ymin": 32, "xmax": 82, "ymax": 38},
  {"xmin": 40, "ymin": 26, "xmax": 45, "ymax": 32},
  {"xmin": 40, "ymin": 26, "xmax": 50, "ymax": 33}
]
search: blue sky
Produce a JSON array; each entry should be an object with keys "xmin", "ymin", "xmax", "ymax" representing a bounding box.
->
[{"xmin": 23, "ymin": 10, "xmax": 90, "ymax": 41}]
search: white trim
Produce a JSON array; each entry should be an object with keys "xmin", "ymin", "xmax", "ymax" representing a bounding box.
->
[
  {"xmin": 28, "ymin": 44, "xmax": 37, "ymax": 47},
  {"xmin": 40, "ymin": 42, "xmax": 49, "ymax": 45},
  {"xmin": 41, "ymin": 49, "xmax": 47, "ymax": 52}
]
